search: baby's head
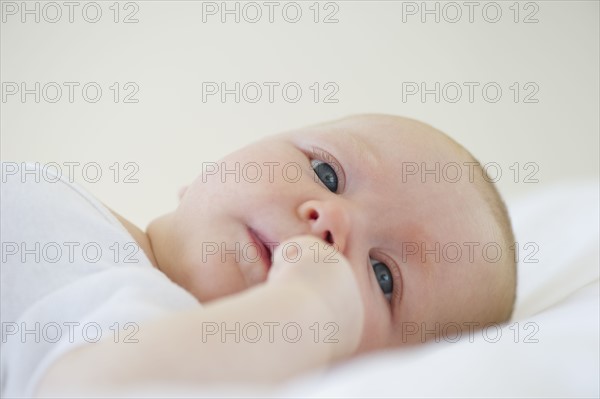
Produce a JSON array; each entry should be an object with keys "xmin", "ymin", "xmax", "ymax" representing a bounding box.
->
[{"xmin": 148, "ymin": 114, "xmax": 516, "ymax": 352}]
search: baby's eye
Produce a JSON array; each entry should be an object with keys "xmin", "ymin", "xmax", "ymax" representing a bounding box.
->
[
  {"xmin": 311, "ymin": 160, "xmax": 338, "ymax": 193},
  {"xmin": 371, "ymin": 258, "xmax": 393, "ymax": 301}
]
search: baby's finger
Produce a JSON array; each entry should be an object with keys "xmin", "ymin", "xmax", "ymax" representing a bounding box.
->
[{"xmin": 268, "ymin": 235, "xmax": 347, "ymax": 282}]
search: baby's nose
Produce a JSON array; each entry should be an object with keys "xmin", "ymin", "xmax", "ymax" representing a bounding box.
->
[{"xmin": 298, "ymin": 200, "xmax": 350, "ymax": 254}]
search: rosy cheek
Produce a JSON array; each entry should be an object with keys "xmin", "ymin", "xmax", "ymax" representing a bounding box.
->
[
  {"xmin": 354, "ymin": 282, "xmax": 390, "ymax": 352},
  {"xmin": 356, "ymin": 304, "xmax": 389, "ymax": 353}
]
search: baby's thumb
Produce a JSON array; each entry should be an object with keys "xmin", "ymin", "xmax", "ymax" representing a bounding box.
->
[
  {"xmin": 267, "ymin": 235, "xmax": 364, "ymax": 357},
  {"xmin": 268, "ymin": 235, "xmax": 325, "ymax": 282}
]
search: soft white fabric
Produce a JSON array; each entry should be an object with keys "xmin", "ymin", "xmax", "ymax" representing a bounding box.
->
[
  {"xmin": 0, "ymin": 163, "xmax": 200, "ymax": 398},
  {"xmin": 510, "ymin": 181, "xmax": 599, "ymax": 320}
]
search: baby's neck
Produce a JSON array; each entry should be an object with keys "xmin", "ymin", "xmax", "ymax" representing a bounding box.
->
[{"xmin": 108, "ymin": 208, "xmax": 159, "ymax": 270}]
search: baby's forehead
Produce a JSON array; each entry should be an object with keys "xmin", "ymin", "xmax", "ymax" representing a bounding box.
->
[{"xmin": 294, "ymin": 115, "xmax": 466, "ymax": 166}]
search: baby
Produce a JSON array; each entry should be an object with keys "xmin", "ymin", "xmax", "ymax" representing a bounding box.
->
[
  {"xmin": 144, "ymin": 113, "xmax": 516, "ymax": 349},
  {"xmin": 3, "ymin": 114, "xmax": 516, "ymax": 396}
]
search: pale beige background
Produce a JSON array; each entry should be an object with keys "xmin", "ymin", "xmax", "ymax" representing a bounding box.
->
[{"xmin": 1, "ymin": 0, "xmax": 598, "ymax": 228}]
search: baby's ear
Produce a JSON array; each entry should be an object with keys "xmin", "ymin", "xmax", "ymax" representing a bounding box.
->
[{"xmin": 178, "ymin": 186, "xmax": 188, "ymax": 201}]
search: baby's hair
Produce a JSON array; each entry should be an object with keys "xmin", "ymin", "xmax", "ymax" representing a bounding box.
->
[
  {"xmin": 446, "ymin": 135, "xmax": 518, "ymax": 322},
  {"xmin": 471, "ymin": 156, "xmax": 517, "ymax": 322}
]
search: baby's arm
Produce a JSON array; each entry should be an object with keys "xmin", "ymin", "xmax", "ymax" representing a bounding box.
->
[{"xmin": 35, "ymin": 236, "xmax": 364, "ymax": 397}]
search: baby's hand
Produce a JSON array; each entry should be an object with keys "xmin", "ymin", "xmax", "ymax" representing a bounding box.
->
[{"xmin": 267, "ymin": 235, "xmax": 365, "ymax": 360}]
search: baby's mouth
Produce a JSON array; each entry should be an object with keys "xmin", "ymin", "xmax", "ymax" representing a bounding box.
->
[{"xmin": 248, "ymin": 228, "xmax": 273, "ymax": 271}]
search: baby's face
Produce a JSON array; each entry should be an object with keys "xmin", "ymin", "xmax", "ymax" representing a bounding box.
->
[{"xmin": 149, "ymin": 115, "xmax": 508, "ymax": 352}]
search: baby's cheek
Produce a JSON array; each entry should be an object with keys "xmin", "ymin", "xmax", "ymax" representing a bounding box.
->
[
  {"xmin": 356, "ymin": 307, "xmax": 390, "ymax": 353},
  {"xmin": 185, "ymin": 259, "xmax": 247, "ymax": 303},
  {"xmin": 354, "ymin": 281, "xmax": 391, "ymax": 353}
]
